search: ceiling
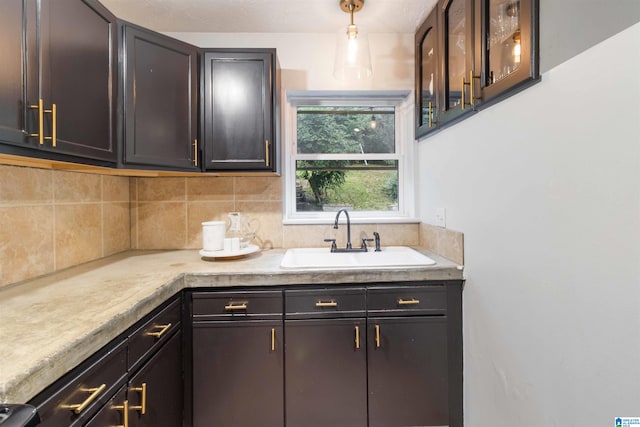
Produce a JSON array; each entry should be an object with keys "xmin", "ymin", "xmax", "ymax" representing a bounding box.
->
[{"xmin": 100, "ymin": 0, "xmax": 439, "ymax": 34}]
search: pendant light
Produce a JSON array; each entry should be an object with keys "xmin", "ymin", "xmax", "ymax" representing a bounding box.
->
[{"xmin": 333, "ymin": 0, "xmax": 372, "ymax": 80}]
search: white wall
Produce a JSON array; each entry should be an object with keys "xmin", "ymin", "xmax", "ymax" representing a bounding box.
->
[
  {"xmin": 166, "ymin": 32, "xmax": 415, "ymax": 91},
  {"xmin": 417, "ymin": 23, "xmax": 640, "ymax": 426}
]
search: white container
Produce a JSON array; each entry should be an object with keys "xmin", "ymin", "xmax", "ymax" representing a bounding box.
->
[{"xmin": 202, "ymin": 221, "xmax": 226, "ymax": 251}]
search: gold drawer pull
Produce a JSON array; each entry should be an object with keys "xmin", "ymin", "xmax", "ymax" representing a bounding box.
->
[
  {"xmin": 130, "ymin": 383, "xmax": 147, "ymax": 415},
  {"xmin": 61, "ymin": 383, "xmax": 107, "ymax": 414},
  {"xmin": 375, "ymin": 324, "xmax": 381, "ymax": 348},
  {"xmin": 271, "ymin": 328, "xmax": 276, "ymax": 351},
  {"xmin": 111, "ymin": 400, "xmax": 129, "ymax": 427},
  {"xmin": 145, "ymin": 323, "xmax": 172, "ymax": 338},
  {"xmin": 355, "ymin": 325, "xmax": 360, "ymax": 349},
  {"xmin": 224, "ymin": 301, "xmax": 248, "ymax": 311},
  {"xmin": 398, "ymin": 298, "xmax": 420, "ymax": 305},
  {"xmin": 315, "ymin": 300, "xmax": 337, "ymax": 308}
]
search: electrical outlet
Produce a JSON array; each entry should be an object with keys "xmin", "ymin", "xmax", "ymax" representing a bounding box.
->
[{"xmin": 435, "ymin": 208, "xmax": 446, "ymax": 228}]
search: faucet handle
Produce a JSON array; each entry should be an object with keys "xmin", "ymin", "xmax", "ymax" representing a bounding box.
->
[
  {"xmin": 323, "ymin": 238, "xmax": 337, "ymax": 252},
  {"xmin": 361, "ymin": 238, "xmax": 374, "ymax": 251}
]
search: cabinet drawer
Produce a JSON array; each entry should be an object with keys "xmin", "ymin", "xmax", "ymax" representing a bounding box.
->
[
  {"xmin": 32, "ymin": 339, "xmax": 127, "ymax": 427},
  {"xmin": 192, "ymin": 290, "xmax": 283, "ymax": 320},
  {"xmin": 367, "ymin": 286, "xmax": 447, "ymax": 316},
  {"xmin": 128, "ymin": 296, "xmax": 182, "ymax": 370},
  {"xmin": 285, "ymin": 288, "xmax": 366, "ymax": 319}
]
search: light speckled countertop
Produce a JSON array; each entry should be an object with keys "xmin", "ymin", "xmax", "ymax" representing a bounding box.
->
[{"xmin": 0, "ymin": 248, "xmax": 463, "ymax": 404}]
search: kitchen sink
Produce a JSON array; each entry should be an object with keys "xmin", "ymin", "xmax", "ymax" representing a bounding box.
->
[{"xmin": 280, "ymin": 246, "xmax": 436, "ymax": 269}]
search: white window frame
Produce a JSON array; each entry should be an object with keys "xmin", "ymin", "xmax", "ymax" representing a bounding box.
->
[{"xmin": 283, "ymin": 90, "xmax": 417, "ymax": 224}]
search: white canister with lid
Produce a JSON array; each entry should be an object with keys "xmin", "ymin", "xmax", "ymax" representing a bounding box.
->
[{"xmin": 202, "ymin": 221, "xmax": 226, "ymax": 251}]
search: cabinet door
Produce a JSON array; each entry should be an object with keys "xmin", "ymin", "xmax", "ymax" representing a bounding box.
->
[
  {"xmin": 0, "ymin": 0, "xmax": 26, "ymax": 146},
  {"xmin": 122, "ymin": 24, "xmax": 199, "ymax": 170},
  {"xmin": 367, "ymin": 317, "xmax": 449, "ymax": 427},
  {"xmin": 438, "ymin": 0, "xmax": 476, "ymax": 126},
  {"xmin": 474, "ymin": 0, "xmax": 539, "ymax": 105},
  {"xmin": 192, "ymin": 320, "xmax": 284, "ymax": 427},
  {"xmin": 128, "ymin": 330, "xmax": 182, "ymax": 427},
  {"xmin": 415, "ymin": 7, "xmax": 440, "ymax": 139},
  {"xmin": 37, "ymin": 0, "xmax": 117, "ymax": 161},
  {"xmin": 83, "ymin": 387, "xmax": 127, "ymax": 427},
  {"xmin": 203, "ymin": 50, "xmax": 276, "ymax": 171},
  {"xmin": 285, "ymin": 318, "xmax": 367, "ymax": 427}
]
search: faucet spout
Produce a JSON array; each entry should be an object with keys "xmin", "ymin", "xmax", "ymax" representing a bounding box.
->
[{"xmin": 333, "ymin": 208, "xmax": 352, "ymax": 250}]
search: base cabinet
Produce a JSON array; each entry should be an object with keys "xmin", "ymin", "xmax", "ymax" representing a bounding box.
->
[
  {"xmin": 190, "ymin": 290, "xmax": 284, "ymax": 427},
  {"xmin": 367, "ymin": 317, "xmax": 449, "ymax": 427},
  {"xmin": 128, "ymin": 330, "xmax": 183, "ymax": 427},
  {"xmin": 29, "ymin": 293, "xmax": 183, "ymax": 427},
  {"xmin": 285, "ymin": 319, "xmax": 368, "ymax": 427},
  {"xmin": 192, "ymin": 321, "xmax": 284, "ymax": 426},
  {"xmin": 185, "ymin": 281, "xmax": 462, "ymax": 427}
]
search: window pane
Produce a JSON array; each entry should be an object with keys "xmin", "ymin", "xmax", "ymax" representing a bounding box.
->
[
  {"xmin": 297, "ymin": 106, "xmax": 395, "ymax": 154},
  {"xmin": 296, "ymin": 160, "xmax": 399, "ymax": 212}
]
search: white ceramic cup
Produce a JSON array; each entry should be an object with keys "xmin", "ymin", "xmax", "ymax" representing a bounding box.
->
[{"xmin": 202, "ymin": 221, "xmax": 226, "ymax": 251}]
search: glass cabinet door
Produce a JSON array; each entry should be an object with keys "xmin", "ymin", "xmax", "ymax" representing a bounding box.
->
[
  {"xmin": 438, "ymin": 0, "xmax": 475, "ymax": 126},
  {"xmin": 415, "ymin": 9, "xmax": 439, "ymax": 139},
  {"xmin": 475, "ymin": 0, "xmax": 539, "ymax": 103}
]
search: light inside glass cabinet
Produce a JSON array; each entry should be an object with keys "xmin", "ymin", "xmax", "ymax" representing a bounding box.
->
[{"xmin": 487, "ymin": 0, "xmax": 521, "ymax": 84}]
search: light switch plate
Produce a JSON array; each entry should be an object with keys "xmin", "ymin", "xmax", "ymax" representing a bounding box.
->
[{"xmin": 435, "ymin": 207, "xmax": 446, "ymax": 227}]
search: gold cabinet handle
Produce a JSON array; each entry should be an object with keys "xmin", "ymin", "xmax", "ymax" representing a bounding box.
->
[
  {"xmin": 469, "ymin": 70, "xmax": 481, "ymax": 106},
  {"xmin": 224, "ymin": 301, "xmax": 248, "ymax": 311},
  {"xmin": 111, "ymin": 400, "xmax": 129, "ymax": 427},
  {"xmin": 193, "ymin": 139, "xmax": 198, "ymax": 166},
  {"xmin": 315, "ymin": 300, "xmax": 337, "ymax": 308},
  {"xmin": 375, "ymin": 324, "xmax": 381, "ymax": 348},
  {"xmin": 28, "ymin": 99, "xmax": 44, "ymax": 145},
  {"xmin": 129, "ymin": 383, "xmax": 147, "ymax": 415},
  {"xmin": 44, "ymin": 103, "xmax": 57, "ymax": 147},
  {"xmin": 265, "ymin": 139, "xmax": 270, "ymax": 167},
  {"xmin": 398, "ymin": 298, "xmax": 420, "ymax": 305},
  {"xmin": 61, "ymin": 383, "xmax": 107, "ymax": 414},
  {"xmin": 145, "ymin": 323, "xmax": 172, "ymax": 338},
  {"xmin": 355, "ymin": 325, "xmax": 360, "ymax": 349},
  {"xmin": 271, "ymin": 328, "xmax": 275, "ymax": 351}
]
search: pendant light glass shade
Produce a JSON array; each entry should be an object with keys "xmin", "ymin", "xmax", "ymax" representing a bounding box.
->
[{"xmin": 333, "ymin": 1, "xmax": 372, "ymax": 80}]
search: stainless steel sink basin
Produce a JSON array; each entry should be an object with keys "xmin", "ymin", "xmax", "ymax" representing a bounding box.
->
[{"xmin": 280, "ymin": 246, "xmax": 436, "ymax": 269}]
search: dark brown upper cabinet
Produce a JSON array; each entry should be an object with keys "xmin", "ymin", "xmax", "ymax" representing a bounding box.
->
[
  {"xmin": 202, "ymin": 49, "xmax": 279, "ymax": 172},
  {"xmin": 0, "ymin": 0, "xmax": 118, "ymax": 163},
  {"xmin": 473, "ymin": 0, "xmax": 539, "ymax": 105},
  {"xmin": 0, "ymin": 0, "xmax": 27, "ymax": 147},
  {"xmin": 415, "ymin": 9, "xmax": 440, "ymax": 139},
  {"xmin": 120, "ymin": 23, "xmax": 200, "ymax": 171},
  {"xmin": 415, "ymin": 0, "xmax": 539, "ymax": 139}
]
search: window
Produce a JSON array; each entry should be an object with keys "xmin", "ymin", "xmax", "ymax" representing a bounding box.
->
[{"xmin": 284, "ymin": 91, "xmax": 415, "ymax": 224}]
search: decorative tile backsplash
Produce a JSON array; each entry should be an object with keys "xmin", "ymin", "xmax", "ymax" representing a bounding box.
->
[
  {"xmin": 0, "ymin": 164, "xmax": 464, "ymax": 288},
  {"xmin": 0, "ymin": 165, "xmax": 129, "ymax": 288}
]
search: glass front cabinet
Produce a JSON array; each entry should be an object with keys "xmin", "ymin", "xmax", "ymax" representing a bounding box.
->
[{"xmin": 415, "ymin": 0, "xmax": 539, "ymax": 139}]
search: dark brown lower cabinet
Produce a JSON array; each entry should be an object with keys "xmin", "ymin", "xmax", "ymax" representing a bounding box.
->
[
  {"xmin": 192, "ymin": 320, "xmax": 284, "ymax": 427},
  {"xmin": 284, "ymin": 318, "xmax": 368, "ymax": 427},
  {"xmin": 84, "ymin": 387, "xmax": 127, "ymax": 427},
  {"xmin": 29, "ymin": 293, "xmax": 183, "ymax": 427},
  {"xmin": 128, "ymin": 330, "xmax": 183, "ymax": 427},
  {"xmin": 367, "ymin": 317, "xmax": 448, "ymax": 427}
]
